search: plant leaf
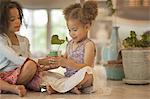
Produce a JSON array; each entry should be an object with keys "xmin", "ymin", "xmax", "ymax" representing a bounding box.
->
[{"xmin": 51, "ymin": 35, "xmax": 65, "ymax": 45}]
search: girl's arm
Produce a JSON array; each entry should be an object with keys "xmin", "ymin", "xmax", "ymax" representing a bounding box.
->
[
  {"xmin": 62, "ymin": 51, "xmax": 67, "ymax": 58},
  {"xmin": 0, "ymin": 43, "xmax": 27, "ymax": 65},
  {"xmin": 84, "ymin": 41, "xmax": 96, "ymax": 67},
  {"xmin": 59, "ymin": 41, "xmax": 96, "ymax": 70},
  {"xmin": 26, "ymin": 37, "xmax": 32, "ymax": 57}
]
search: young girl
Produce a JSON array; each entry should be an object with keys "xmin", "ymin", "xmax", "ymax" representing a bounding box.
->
[
  {"xmin": 0, "ymin": 1, "xmax": 58, "ymax": 97},
  {"xmin": 45, "ymin": 1, "xmax": 98, "ymax": 94}
]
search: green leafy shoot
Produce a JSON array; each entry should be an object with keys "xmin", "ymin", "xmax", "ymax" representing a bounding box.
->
[
  {"xmin": 51, "ymin": 35, "xmax": 68, "ymax": 51},
  {"xmin": 123, "ymin": 31, "xmax": 150, "ymax": 48},
  {"xmin": 106, "ymin": 0, "xmax": 116, "ymax": 15},
  {"xmin": 140, "ymin": 31, "xmax": 150, "ymax": 47},
  {"xmin": 51, "ymin": 35, "xmax": 65, "ymax": 45}
]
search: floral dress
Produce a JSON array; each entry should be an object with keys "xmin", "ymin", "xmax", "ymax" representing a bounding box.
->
[{"xmin": 64, "ymin": 38, "xmax": 94, "ymax": 77}]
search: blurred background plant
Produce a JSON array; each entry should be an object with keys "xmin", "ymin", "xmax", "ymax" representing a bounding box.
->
[
  {"xmin": 123, "ymin": 31, "xmax": 150, "ymax": 48},
  {"xmin": 106, "ymin": 0, "xmax": 116, "ymax": 15}
]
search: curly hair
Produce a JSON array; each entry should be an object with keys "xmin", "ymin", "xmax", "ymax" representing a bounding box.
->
[
  {"xmin": 63, "ymin": 1, "xmax": 98, "ymax": 25},
  {"xmin": 0, "ymin": 1, "xmax": 23, "ymax": 34}
]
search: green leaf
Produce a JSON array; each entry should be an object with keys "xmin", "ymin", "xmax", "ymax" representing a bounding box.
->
[
  {"xmin": 122, "ymin": 30, "xmax": 150, "ymax": 48},
  {"xmin": 51, "ymin": 35, "xmax": 65, "ymax": 45},
  {"xmin": 130, "ymin": 31, "xmax": 136, "ymax": 38}
]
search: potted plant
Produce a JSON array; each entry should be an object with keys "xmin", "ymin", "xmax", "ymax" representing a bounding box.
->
[
  {"xmin": 122, "ymin": 31, "xmax": 150, "ymax": 84},
  {"xmin": 106, "ymin": 0, "xmax": 116, "ymax": 16},
  {"xmin": 103, "ymin": 26, "xmax": 125, "ymax": 81},
  {"xmin": 104, "ymin": 59, "xmax": 125, "ymax": 80},
  {"xmin": 38, "ymin": 35, "xmax": 67, "ymax": 68},
  {"xmin": 49, "ymin": 35, "xmax": 67, "ymax": 57}
]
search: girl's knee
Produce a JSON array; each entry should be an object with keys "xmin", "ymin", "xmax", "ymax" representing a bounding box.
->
[
  {"xmin": 84, "ymin": 73, "xmax": 93, "ymax": 84},
  {"xmin": 24, "ymin": 60, "xmax": 37, "ymax": 72},
  {"xmin": 84, "ymin": 73, "xmax": 93, "ymax": 80},
  {"xmin": 81, "ymin": 73, "xmax": 93, "ymax": 84},
  {"xmin": 77, "ymin": 73, "xmax": 93, "ymax": 89}
]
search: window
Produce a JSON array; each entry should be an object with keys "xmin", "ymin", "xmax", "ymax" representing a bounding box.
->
[
  {"xmin": 20, "ymin": 9, "xmax": 69, "ymax": 57},
  {"xmin": 20, "ymin": 9, "xmax": 48, "ymax": 57},
  {"xmin": 50, "ymin": 9, "xmax": 69, "ymax": 54}
]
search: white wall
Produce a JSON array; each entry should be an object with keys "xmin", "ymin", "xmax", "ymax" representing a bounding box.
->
[{"xmin": 114, "ymin": 16, "xmax": 150, "ymax": 41}]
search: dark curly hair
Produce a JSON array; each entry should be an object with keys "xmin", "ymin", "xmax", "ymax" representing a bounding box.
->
[
  {"xmin": 0, "ymin": 1, "xmax": 23, "ymax": 34},
  {"xmin": 63, "ymin": 1, "xmax": 98, "ymax": 25}
]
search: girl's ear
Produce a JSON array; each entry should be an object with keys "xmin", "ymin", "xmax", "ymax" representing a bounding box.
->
[{"xmin": 85, "ymin": 24, "xmax": 90, "ymax": 30}]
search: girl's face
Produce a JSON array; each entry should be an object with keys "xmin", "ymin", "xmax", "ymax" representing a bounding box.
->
[
  {"xmin": 8, "ymin": 7, "xmax": 21, "ymax": 33},
  {"xmin": 67, "ymin": 19, "xmax": 89, "ymax": 43}
]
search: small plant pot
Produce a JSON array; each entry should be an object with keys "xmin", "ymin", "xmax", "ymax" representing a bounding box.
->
[
  {"xmin": 104, "ymin": 64, "xmax": 125, "ymax": 80},
  {"xmin": 48, "ymin": 51, "xmax": 58, "ymax": 57},
  {"xmin": 122, "ymin": 48, "xmax": 150, "ymax": 84}
]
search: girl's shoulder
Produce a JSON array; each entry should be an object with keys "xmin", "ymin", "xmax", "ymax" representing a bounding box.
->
[
  {"xmin": 0, "ymin": 34, "xmax": 8, "ymax": 45},
  {"xmin": 84, "ymin": 39, "xmax": 95, "ymax": 46},
  {"xmin": 17, "ymin": 34, "xmax": 29, "ymax": 43},
  {"xmin": 84, "ymin": 39, "xmax": 96, "ymax": 50},
  {"xmin": 0, "ymin": 34, "xmax": 4, "ymax": 40}
]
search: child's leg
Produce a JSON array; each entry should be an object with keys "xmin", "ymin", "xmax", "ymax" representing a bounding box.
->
[
  {"xmin": 0, "ymin": 79, "xmax": 26, "ymax": 97},
  {"xmin": 46, "ymin": 84, "xmax": 57, "ymax": 95},
  {"xmin": 70, "ymin": 73, "xmax": 93, "ymax": 94},
  {"xmin": 77, "ymin": 73, "xmax": 93, "ymax": 89},
  {"xmin": 16, "ymin": 60, "xmax": 37, "ymax": 85},
  {"xmin": 70, "ymin": 87, "xmax": 81, "ymax": 94}
]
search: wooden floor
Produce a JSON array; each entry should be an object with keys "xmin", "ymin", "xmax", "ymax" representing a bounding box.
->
[{"xmin": 1, "ymin": 66, "xmax": 150, "ymax": 99}]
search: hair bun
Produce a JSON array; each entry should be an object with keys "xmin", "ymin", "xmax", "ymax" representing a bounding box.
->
[
  {"xmin": 83, "ymin": 1, "xmax": 98, "ymax": 21},
  {"xmin": 63, "ymin": 3, "xmax": 81, "ymax": 20}
]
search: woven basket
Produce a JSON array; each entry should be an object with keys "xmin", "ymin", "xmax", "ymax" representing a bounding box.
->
[{"xmin": 122, "ymin": 48, "xmax": 150, "ymax": 84}]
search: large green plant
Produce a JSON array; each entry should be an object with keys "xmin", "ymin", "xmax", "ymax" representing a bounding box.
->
[{"xmin": 123, "ymin": 31, "xmax": 150, "ymax": 48}]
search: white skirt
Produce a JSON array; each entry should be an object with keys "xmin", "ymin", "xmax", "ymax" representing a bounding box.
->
[
  {"xmin": 41, "ymin": 66, "xmax": 93, "ymax": 93},
  {"xmin": 41, "ymin": 66, "xmax": 111, "ymax": 95}
]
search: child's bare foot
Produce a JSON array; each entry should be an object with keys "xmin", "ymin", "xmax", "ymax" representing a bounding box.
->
[
  {"xmin": 46, "ymin": 85, "xmax": 56, "ymax": 95},
  {"xmin": 70, "ymin": 87, "xmax": 81, "ymax": 94},
  {"xmin": 14, "ymin": 85, "xmax": 27, "ymax": 97}
]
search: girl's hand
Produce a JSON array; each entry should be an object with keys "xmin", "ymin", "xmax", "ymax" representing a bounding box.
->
[
  {"xmin": 38, "ymin": 57, "xmax": 57, "ymax": 65},
  {"xmin": 38, "ymin": 57, "xmax": 59, "ymax": 71},
  {"xmin": 56, "ymin": 56, "xmax": 68, "ymax": 68},
  {"xmin": 41, "ymin": 64, "xmax": 59, "ymax": 71}
]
